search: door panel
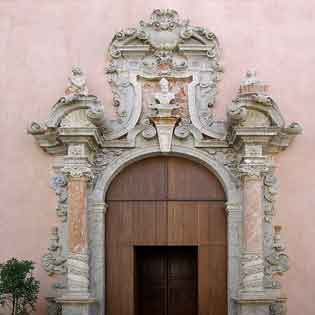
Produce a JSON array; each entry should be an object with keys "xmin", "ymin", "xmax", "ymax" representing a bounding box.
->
[
  {"xmin": 136, "ymin": 247, "xmax": 197, "ymax": 315},
  {"xmin": 198, "ymin": 246, "xmax": 227, "ymax": 315},
  {"xmin": 167, "ymin": 201, "xmax": 199, "ymax": 245},
  {"xmin": 167, "ymin": 247, "xmax": 198, "ymax": 315},
  {"xmin": 137, "ymin": 247, "xmax": 167, "ymax": 315},
  {"xmin": 167, "ymin": 157, "xmax": 225, "ymax": 201},
  {"xmin": 107, "ymin": 157, "xmax": 167, "ymax": 201}
]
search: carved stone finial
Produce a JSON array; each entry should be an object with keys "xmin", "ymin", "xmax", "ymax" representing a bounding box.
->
[
  {"xmin": 239, "ymin": 70, "xmax": 268, "ymax": 95},
  {"xmin": 65, "ymin": 65, "xmax": 89, "ymax": 97},
  {"xmin": 148, "ymin": 9, "xmax": 180, "ymax": 31}
]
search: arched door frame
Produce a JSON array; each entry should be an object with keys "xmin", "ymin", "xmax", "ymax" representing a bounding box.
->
[{"xmin": 89, "ymin": 145, "xmax": 243, "ymax": 315}]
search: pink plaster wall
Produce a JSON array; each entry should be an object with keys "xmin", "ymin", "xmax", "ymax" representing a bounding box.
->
[{"xmin": 0, "ymin": 1, "xmax": 314, "ymax": 314}]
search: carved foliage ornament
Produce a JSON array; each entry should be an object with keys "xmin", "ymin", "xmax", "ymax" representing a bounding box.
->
[
  {"xmin": 42, "ymin": 227, "xmax": 67, "ymax": 276},
  {"xmin": 50, "ymin": 175, "xmax": 68, "ymax": 222}
]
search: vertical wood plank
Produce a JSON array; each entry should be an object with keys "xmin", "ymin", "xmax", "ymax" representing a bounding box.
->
[
  {"xmin": 198, "ymin": 246, "xmax": 210, "ymax": 315},
  {"xmin": 167, "ymin": 157, "xmax": 225, "ymax": 201},
  {"xmin": 107, "ymin": 157, "xmax": 167, "ymax": 200},
  {"xmin": 132, "ymin": 201, "xmax": 167, "ymax": 245},
  {"xmin": 167, "ymin": 201, "xmax": 198, "ymax": 245}
]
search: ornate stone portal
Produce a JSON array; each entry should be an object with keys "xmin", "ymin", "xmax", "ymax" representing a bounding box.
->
[{"xmin": 28, "ymin": 9, "xmax": 301, "ymax": 315}]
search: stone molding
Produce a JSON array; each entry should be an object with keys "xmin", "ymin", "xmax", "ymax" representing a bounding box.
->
[{"xmin": 27, "ymin": 9, "xmax": 301, "ymax": 315}]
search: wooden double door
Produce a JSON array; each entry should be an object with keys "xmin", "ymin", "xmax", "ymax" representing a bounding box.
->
[
  {"xmin": 136, "ymin": 246, "xmax": 197, "ymax": 315},
  {"xmin": 106, "ymin": 157, "xmax": 227, "ymax": 315}
]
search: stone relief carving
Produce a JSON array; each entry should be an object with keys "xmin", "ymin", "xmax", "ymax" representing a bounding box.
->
[
  {"xmin": 228, "ymin": 70, "xmax": 285, "ymax": 128},
  {"xmin": 60, "ymin": 109, "xmax": 94, "ymax": 128},
  {"xmin": 174, "ymin": 117, "xmax": 191, "ymax": 139},
  {"xmin": 86, "ymin": 9, "xmax": 225, "ymax": 141},
  {"xmin": 63, "ymin": 165, "xmax": 93, "ymax": 180},
  {"xmin": 93, "ymin": 149, "xmax": 124, "ymax": 173},
  {"xmin": 141, "ymin": 118, "xmax": 157, "ymax": 140},
  {"xmin": 67, "ymin": 253, "xmax": 89, "ymax": 293},
  {"xmin": 270, "ymin": 301, "xmax": 287, "ymax": 315},
  {"xmin": 264, "ymin": 174, "xmax": 279, "ymax": 219},
  {"xmin": 264, "ymin": 225, "xmax": 289, "ymax": 289},
  {"xmin": 50, "ymin": 175, "xmax": 68, "ymax": 222},
  {"xmin": 240, "ymin": 253, "xmax": 264, "ymax": 290},
  {"xmin": 47, "ymin": 298, "xmax": 62, "ymax": 315},
  {"xmin": 42, "ymin": 227, "xmax": 67, "ymax": 276}
]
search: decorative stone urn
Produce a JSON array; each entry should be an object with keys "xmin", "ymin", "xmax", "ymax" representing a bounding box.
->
[{"xmin": 28, "ymin": 9, "xmax": 301, "ymax": 315}]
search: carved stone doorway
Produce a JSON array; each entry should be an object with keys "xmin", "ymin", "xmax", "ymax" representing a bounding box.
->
[
  {"xmin": 105, "ymin": 156, "xmax": 227, "ymax": 315},
  {"xmin": 28, "ymin": 9, "xmax": 301, "ymax": 315}
]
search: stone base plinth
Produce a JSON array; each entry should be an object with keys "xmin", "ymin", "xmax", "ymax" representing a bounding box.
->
[
  {"xmin": 57, "ymin": 294, "xmax": 96, "ymax": 315},
  {"xmin": 236, "ymin": 291, "xmax": 286, "ymax": 315}
]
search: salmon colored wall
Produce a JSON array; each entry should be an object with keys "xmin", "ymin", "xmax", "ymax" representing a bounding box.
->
[{"xmin": 0, "ymin": 1, "xmax": 314, "ymax": 314}]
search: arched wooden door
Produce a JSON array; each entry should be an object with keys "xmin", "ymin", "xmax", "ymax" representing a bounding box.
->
[{"xmin": 106, "ymin": 157, "xmax": 227, "ymax": 315}]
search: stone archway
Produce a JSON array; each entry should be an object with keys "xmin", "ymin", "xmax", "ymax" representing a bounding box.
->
[{"xmin": 90, "ymin": 148, "xmax": 242, "ymax": 315}]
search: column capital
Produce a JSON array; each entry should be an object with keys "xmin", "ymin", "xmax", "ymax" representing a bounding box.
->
[
  {"xmin": 238, "ymin": 161, "xmax": 270, "ymax": 180},
  {"xmin": 91, "ymin": 202, "xmax": 108, "ymax": 214},
  {"xmin": 62, "ymin": 164, "xmax": 93, "ymax": 180},
  {"xmin": 62, "ymin": 143, "xmax": 94, "ymax": 180}
]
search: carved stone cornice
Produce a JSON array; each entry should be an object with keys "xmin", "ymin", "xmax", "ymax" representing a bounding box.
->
[
  {"xmin": 228, "ymin": 71, "xmax": 302, "ymax": 155},
  {"xmin": 27, "ymin": 67, "xmax": 102, "ymax": 155}
]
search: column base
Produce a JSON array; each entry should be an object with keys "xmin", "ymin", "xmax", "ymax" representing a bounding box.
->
[
  {"xmin": 57, "ymin": 293, "xmax": 96, "ymax": 315},
  {"xmin": 236, "ymin": 290, "xmax": 286, "ymax": 315}
]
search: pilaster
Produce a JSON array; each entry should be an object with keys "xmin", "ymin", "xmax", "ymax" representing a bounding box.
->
[{"xmin": 58, "ymin": 143, "xmax": 96, "ymax": 315}]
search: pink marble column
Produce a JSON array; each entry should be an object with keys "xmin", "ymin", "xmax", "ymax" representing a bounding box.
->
[
  {"xmin": 61, "ymin": 144, "xmax": 93, "ymax": 298},
  {"xmin": 243, "ymin": 178, "xmax": 264, "ymax": 253},
  {"xmin": 241, "ymin": 176, "xmax": 265, "ymax": 291},
  {"xmin": 64, "ymin": 174, "xmax": 90, "ymax": 296},
  {"xmin": 68, "ymin": 177, "xmax": 88, "ymax": 254}
]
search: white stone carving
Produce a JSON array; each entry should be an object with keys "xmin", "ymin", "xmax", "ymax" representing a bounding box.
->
[
  {"xmin": 65, "ymin": 66, "xmax": 89, "ymax": 97},
  {"xmin": 63, "ymin": 165, "xmax": 93, "ymax": 180},
  {"xmin": 42, "ymin": 227, "xmax": 67, "ymax": 276},
  {"xmin": 241, "ymin": 253, "xmax": 264, "ymax": 290},
  {"xmin": 264, "ymin": 225, "xmax": 289, "ymax": 289},
  {"xmin": 150, "ymin": 78, "xmax": 179, "ymax": 117},
  {"xmin": 50, "ymin": 175, "xmax": 68, "ymax": 222},
  {"xmin": 67, "ymin": 253, "xmax": 89, "ymax": 293}
]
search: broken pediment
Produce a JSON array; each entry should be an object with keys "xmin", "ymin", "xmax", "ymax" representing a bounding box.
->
[{"xmin": 28, "ymin": 9, "xmax": 301, "ymax": 154}]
